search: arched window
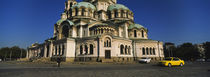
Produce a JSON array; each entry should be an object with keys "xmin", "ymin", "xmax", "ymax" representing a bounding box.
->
[
  {"xmin": 146, "ymin": 48, "xmax": 149, "ymax": 55},
  {"xmin": 81, "ymin": 8, "xmax": 85, "ymax": 16},
  {"xmin": 90, "ymin": 44, "xmax": 94, "ymax": 54},
  {"xmin": 85, "ymin": 45, "xmax": 88, "ymax": 54},
  {"xmin": 70, "ymin": 3, "xmax": 73, "ymax": 7},
  {"xmin": 62, "ymin": 25, "xmax": 70, "ymax": 38},
  {"xmin": 55, "ymin": 47, "xmax": 57, "ymax": 56},
  {"xmin": 120, "ymin": 45, "xmax": 124, "ymax": 54},
  {"xmin": 153, "ymin": 48, "xmax": 156, "ymax": 55},
  {"xmin": 70, "ymin": 9, "xmax": 73, "ymax": 16},
  {"xmin": 150, "ymin": 48, "xmax": 152, "ymax": 55},
  {"xmin": 114, "ymin": 10, "xmax": 118, "ymax": 18},
  {"xmin": 75, "ymin": 8, "xmax": 78, "ymax": 16},
  {"xmin": 142, "ymin": 30, "xmax": 144, "ymax": 38},
  {"xmin": 128, "ymin": 46, "xmax": 131, "ymax": 55},
  {"xmin": 104, "ymin": 37, "xmax": 111, "ymax": 47},
  {"xmin": 108, "ymin": 11, "xmax": 111, "ymax": 19},
  {"xmin": 134, "ymin": 30, "xmax": 137, "ymax": 37},
  {"xmin": 62, "ymin": 45, "xmax": 65, "ymax": 55},
  {"xmin": 125, "ymin": 45, "xmax": 127, "ymax": 54},
  {"xmin": 80, "ymin": 45, "xmax": 83, "ymax": 55},
  {"xmin": 121, "ymin": 10, "xmax": 124, "ymax": 17},
  {"xmin": 126, "ymin": 12, "xmax": 129, "ymax": 18},
  {"xmin": 142, "ymin": 48, "xmax": 145, "ymax": 55}
]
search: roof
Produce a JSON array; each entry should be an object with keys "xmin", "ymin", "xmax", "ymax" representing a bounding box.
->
[
  {"xmin": 128, "ymin": 24, "xmax": 146, "ymax": 30},
  {"xmin": 71, "ymin": 2, "xmax": 96, "ymax": 10},
  {"xmin": 56, "ymin": 19, "xmax": 74, "ymax": 25},
  {"xmin": 108, "ymin": 4, "xmax": 130, "ymax": 11}
]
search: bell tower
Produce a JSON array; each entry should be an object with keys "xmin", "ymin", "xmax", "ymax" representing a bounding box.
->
[{"xmin": 65, "ymin": 0, "xmax": 77, "ymax": 11}]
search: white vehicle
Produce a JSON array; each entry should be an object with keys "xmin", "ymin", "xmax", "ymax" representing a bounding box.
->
[
  {"xmin": 196, "ymin": 59, "xmax": 205, "ymax": 62},
  {"xmin": 138, "ymin": 57, "xmax": 151, "ymax": 63},
  {"xmin": 0, "ymin": 59, "xmax": 2, "ymax": 62}
]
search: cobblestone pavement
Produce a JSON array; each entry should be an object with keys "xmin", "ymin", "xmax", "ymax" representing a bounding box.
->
[{"xmin": 0, "ymin": 62, "xmax": 209, "ymax": 77}]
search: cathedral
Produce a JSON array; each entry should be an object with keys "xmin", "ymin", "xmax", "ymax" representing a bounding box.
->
[{"xmin": 27, "ymin": 0, "xmax": 164, "ymax": 62}]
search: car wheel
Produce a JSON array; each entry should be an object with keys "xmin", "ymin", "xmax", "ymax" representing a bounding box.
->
[
  {"xmin": 168, "ymin": 63, "xmax": 172, "ymax": 67},
  {"xmin": 180, "ymin": 63, "xmax": 183, "ymax": 67}
]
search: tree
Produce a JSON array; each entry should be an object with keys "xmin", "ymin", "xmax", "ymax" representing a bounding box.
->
[
  {"xmin": 203, "ymin": 42, "xmax": 210, "ymax": 59},
  {"xmin": 0, "ymin": 46, "xmax": 27, "ymax": 61},
  {"xmin": 164, "ymin": 42, "xmax": 176, "ymax": 57},
  {"xmin": 174, "ymin": 43, "xmax": 200, "ymax": 61}
]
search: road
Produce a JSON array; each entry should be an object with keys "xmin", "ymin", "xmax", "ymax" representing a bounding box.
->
[{"xmin": 0, "ymin": 62, "xmax": 209, "ymax": 77}]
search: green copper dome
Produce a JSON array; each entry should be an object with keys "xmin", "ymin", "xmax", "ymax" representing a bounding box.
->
[
  {"xmin": 56, "ymin": 19, "xmax": 74, "ymax": 25},
  {"xmin": 108, "ymin": 4, "xmax": 130, "ymax": 11},
  {"xmin": 128, "ymin": 24, "xmax": 146, "ymax": 30},
  {"xmin": 71, "ymin": 2, "xmax": 96, "ymax": 10}
]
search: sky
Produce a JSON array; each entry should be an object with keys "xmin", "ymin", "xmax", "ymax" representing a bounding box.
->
[{"xmin": 0, "ymin": 0, "xmax": 210, "ymax": 48}]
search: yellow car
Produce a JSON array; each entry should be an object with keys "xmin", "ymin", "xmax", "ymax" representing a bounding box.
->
[{"xmin": 159, "ymin": 57, "xmax": 185, "ymax": 67}]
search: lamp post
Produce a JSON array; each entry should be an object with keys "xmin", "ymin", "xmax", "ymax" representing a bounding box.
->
[{"xmin": 10, "ymin": 50, "xmax": 12, "ymax": 61}]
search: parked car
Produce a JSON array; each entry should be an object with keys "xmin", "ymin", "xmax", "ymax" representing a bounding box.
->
[
  {"xmin": 0, "ymin": 59, "xmax": 2, "ymax": 62},
  {"xmin": 159, "ymin": 57, "xmax": 185, "ymax": 67},
  {"xmin": 207, "ymin": 59, "xmax": 210, "ymax": 62},
  {"xmin": 138, "ymin": 57, "xmax": 151, "ymax": 63},
  {"xmin": 196, "ymin": 59, "xmax": 205, "ymax": 62}
]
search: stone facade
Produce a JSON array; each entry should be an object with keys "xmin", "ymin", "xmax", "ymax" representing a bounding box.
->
[{"xmin": 27, "ymin": 0, "xmax": 164, "ymax": 62}]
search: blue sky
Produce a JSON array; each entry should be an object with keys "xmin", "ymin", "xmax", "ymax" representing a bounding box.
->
[{"xmin": 0, "ymin": 0, "xmax": 210, "ymax": 48}]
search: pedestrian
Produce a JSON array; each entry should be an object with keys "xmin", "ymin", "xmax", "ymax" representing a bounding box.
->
[{"xmin": 57, "ymin": 57, "xmax": 61, "ymax": 67}]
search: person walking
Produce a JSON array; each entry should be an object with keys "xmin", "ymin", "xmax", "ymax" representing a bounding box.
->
[{"xmin": 57, "ymin": 57, "xmax": 61, "ymax": 67}]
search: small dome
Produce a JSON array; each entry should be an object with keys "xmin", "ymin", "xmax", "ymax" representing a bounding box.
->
[
  {"xmin": 108, "ymin": 4, "xmax": 130, "ymax": 11},
  {"xmin": 71, "ymin": 2, "xmax": 96, "ymax": 10},
  {"xmin": 128, "ymin": 24, "xmax": 146, "ymax": 30},
  {"xmin": 56, "ymin": 19, "xmax": 74, "ymax": 25}
]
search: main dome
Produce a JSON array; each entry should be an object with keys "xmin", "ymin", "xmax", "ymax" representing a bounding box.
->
[
  {"xmin": 108, "ymin": 4, "xmax": 130, "ymax": 11},
  {"xmin": 71, "ymin": 2, "xmax": 96, "ymax": 10},
  {"xmin": 128, "ymin": 24, "xmax": 146, "ymax": 30}
]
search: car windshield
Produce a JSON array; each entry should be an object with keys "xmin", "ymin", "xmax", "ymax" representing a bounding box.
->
[{"xmin": 164, "ymin": 58, "xmax": 172, "ymax": 61}]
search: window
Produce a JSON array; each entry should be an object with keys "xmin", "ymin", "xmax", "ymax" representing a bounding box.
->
[
  {"xmin": 58, "ymin": 46, "xmax": 61, "ymax": 55},
  {"xmin": 85, "ymin": 45, "xmax": 88, "ymax": 54},
  {"xmin": 134, "ymin": 30, "xmax": 137, "ymax": 37},
  {"xmin": 153, "ymin": 48, "xmax": 156, "ymax": 55},
  {"xmin": 104, "ymin": 37, "xmax": 111, "ymax": 47},
  {"xmin": 80, "ymin": 45, "xmax": 83, "ymax": 55},
  {"xmin": 120, "ymin": 45, "xmax": 124, "ymax": 54},
  {"xmin": 75, "ymin": 8, "xmax": 78, "ymax": 16},
  {"xmin": 81, "ymin": 8, "xmax": 85, "ymax": 16},
  {"xmin": 125, "ymin": 46, "xmax": 127, "ymax": 54},
  {"xmin": 62, "ymin": 25, "xmax": 69, "ymax": 38},
  {"xmin": 62, "ymin": 45, "xmax": 65, "ymax": 55},
  {"xmin": 90, "ymin": 44, "xmax": 94, "ymax": 54},
  {"xmin": 173, "ymin": 58, "xmax": 180, "ymax": 61},
  {"xmin": 146, "ymin": 48, "xmax": 149, "ymax": 55},
  {"xmin": 114, "ymin": 10, "xmax": 118, "ymax": 18},
  {"xmin": 121, "ymin": 10, "xmax": 124, "ymax": 17},
  {"xmin": 128, "ymin": 46, "xmax": 131, "ymax": 55},
  {"xmin": 150, "ymin": 48, "xmax": 152, "ymax": 55},
  {"xmin": 55, "ymin": 47, "xmax": 57, "ymax": 55},
  {"xmin": 142, "ymin": 48, "xmax": 145, "ymax": 55},
  {"xmin": 142, "ymin": 30, "xmax": 144, "ymax": 38}
]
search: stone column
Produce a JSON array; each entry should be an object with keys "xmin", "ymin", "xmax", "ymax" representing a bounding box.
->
[
  {"xmin": 26, "ymin": 49, "xmax": 29, "ymax": 58},
  {"xmin": 83, "ymin": 45, "xmax": 85, "ymax": 55},
  {"xmin": 49, "ymin": 43, "xmax": 53, "ymax": 57},
  {"xmin": 80, "ymin": 26, "xmax": 83, "ymax": 38},
  {"xmin": 57, "ymin": 46, "xmax": 59, "ymax": 56},
  {"xmin": 124, "ymin": 24, "xmax": 128, "ymax": 38},
  {"xmin": 44, "ymin": 45, "xmax": 47, "ymax": 57}
]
